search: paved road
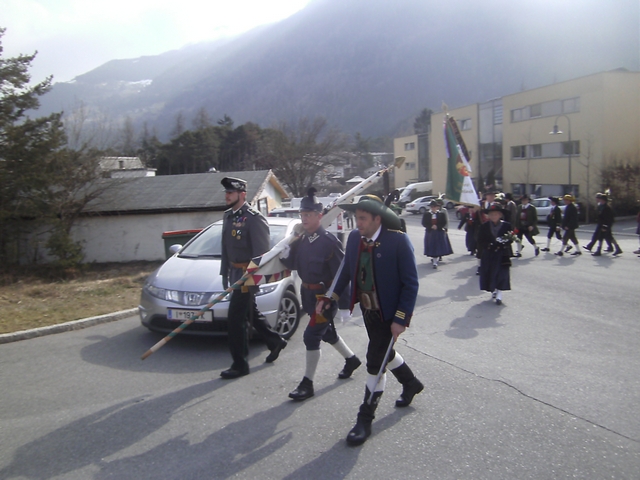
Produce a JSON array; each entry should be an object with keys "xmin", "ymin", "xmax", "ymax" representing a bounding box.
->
[{"xmin": 1, "ymin": 215, "xmax": 639, "ymax": 479}]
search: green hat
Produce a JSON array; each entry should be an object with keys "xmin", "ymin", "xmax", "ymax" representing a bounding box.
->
[{"xmin": 339, "ymin": 195, "xmax": 402, "ymax": 230}]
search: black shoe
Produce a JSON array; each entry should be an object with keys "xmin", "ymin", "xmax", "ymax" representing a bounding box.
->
[
  {"xmin": 535, "ymin": 247, "xmax": 540, "ymax": 256},
  {"xmin": 220, "ymin": 367, "xmax": 249, "ymax": 379},
  {"xmin": 554, "ymin": 251, "xmax": 563, "ymax": 256},
  {"xmin": 395, "ymin": 377, "xmax": 424, "ymax": 407},
  {"xmin": 288, "ymin": 377, "xmax": 314, "ymax": 401},
  {"xmin": 540, "ymin": 247, "xmax": 550, "ymax": 252},
  {"xmin": 346, "ymin": 417, "xmax": 372, "ymax": 446},
  {"xmin": 605, "ymin": 247, "xmax": 614, "ymax": 253},
  {"xmin": 570, "ymin": 251, "xmax": 582, "ymax": 256},
  {"xmin": 265, "ymin": 338, "xmax": 287, "ymax": 363},
  {"xmin": 514, "ymin": 253, "xmax": 522, "ymax": 258},
  {"xmin": 564, "ymin": 245, "xmax": 573, "ymax": 253},
  {"xmin": 496, "ymin": 299, "xmax": 502, "ymax": 305},
  {"xmin": 583, "ymin": 245, "xmax": 592, "ymax": 252},
  {"xmin": 592, "ymin": 250, "xmax": 602, "ymax": 256},
  {"xmin": 338, "ymin": 355, "xmax": 362, "ymax": 379},
  {"xmin": 613, "ymin": 248, "xmax": 623, "ymax": 256}
]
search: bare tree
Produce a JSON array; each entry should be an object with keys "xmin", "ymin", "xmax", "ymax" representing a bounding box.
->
[{"xmin": 256, "ymin": 117, "xmax": 348, "ymax": 197}]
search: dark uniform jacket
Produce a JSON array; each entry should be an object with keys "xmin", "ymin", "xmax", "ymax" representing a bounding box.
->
[
  {"xmin": 561, "ymin": 202, "xmax": 579, "ymax": 230},
  {"xmin": 333, "ymin": 227, "xmax": 418, "ymax": 327},
  {"xmin": 596, "ymin": 203, "xmax": 615, "ymax": 232},
  {"xmin": 282, "ymin": 226, "xmax": 344, "ymax": 315},
  {"xmin": 516, "ymin": 203, "xmax": 539, "ymax": 235},
  {"xmin": 547, "ymin": 205, "xmax": 562, "ymax": 230},
  {"xmin": 421, "ymin": 210, "xmax": 448, "ymax": 231},
  {"xmin": 477, "ymin": 220, "xmax": 514, "ymax": 259},
  {"xmin": 220, "ymin": 203, "xmax": 270, "ymax": 285}
]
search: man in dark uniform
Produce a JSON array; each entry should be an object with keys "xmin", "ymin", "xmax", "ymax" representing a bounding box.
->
[
  {"xmin": 219, "ymin": 176, "xmax": 287, "ymax": 379},
  {"xmin": 540, "ymin": 196, "xmax": 563, "ymax": 252},
  {"xmin": 514, "ymin": 194, "xmax": 540, "ymax": 257},
  {"xmin": 556, "ymin": 194, "xmax": 581, "ymax": 256},
  {"xmin": 585, "ymin": 193, "xmax": 622, "ymax": 256},
  {"xmin": 281, "ymin": 189, "xmax": 361, "ymax": 401},
  {"xmin": 317, "ymin": 195, "xmax": 422, "ymax": 446}
]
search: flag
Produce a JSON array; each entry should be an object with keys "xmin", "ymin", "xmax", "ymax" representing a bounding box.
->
[{"xmin": 444, "ymin": 115, "xmax": 480, "ymax": 206}]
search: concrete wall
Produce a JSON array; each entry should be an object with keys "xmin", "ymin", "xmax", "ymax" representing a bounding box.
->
[{"xmin": 72, "ymin": 211, "xmax": 224, "ymax": 263}]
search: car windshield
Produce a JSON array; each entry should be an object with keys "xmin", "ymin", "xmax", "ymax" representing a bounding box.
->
[{"xmin": 179, "ymin": 223, "xmax": 288, "ymax": 258}]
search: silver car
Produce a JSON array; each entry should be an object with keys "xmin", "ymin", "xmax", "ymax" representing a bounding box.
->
[
  {"xmin": 532, "ymin": 198, "xmax": 567, "ymax": 223},
  {"xmin": 139, "ymin": 217, "xmax": 302, "ymax": 339}
]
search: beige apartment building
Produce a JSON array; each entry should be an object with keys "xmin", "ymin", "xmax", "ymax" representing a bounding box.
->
[{"xmin": 399, "ymin": 69, "xmax": 640, "ymax": 201}]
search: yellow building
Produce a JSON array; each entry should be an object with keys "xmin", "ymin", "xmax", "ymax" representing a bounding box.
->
[
  {"xmin": 399, "ymin": 69, "xmax": 640, "ymax": 201},
  {"xmin": 393, "ymin": 134, "xmax": 421, "ymax": 188}
]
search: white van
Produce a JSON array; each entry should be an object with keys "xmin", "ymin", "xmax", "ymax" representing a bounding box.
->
[{"xmin": 398, "ymin": 181, "xmax": 433, "ymax": 206}]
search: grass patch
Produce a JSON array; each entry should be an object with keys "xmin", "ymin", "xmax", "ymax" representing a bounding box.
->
[{"xmin": 0, "ymin": 261, "xmax": 162, "ymax": 334}]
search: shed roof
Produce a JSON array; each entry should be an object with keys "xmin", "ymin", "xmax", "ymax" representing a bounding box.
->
[{"xmin": 83, "ymin": 170, "xmax": 290, "ymax": 215}]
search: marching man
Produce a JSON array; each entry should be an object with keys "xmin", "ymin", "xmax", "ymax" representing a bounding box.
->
[{"xmin": 317, "ymin": 195, "xmax": 423, "ymax": 446}]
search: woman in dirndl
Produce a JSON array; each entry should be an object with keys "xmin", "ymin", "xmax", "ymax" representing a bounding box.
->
[
  {"xmin": 477, "ymin": 203, "xmax": 514, "ymax": 305},
  {"xmin": 422, "ymin": 200, "xmax": 453, "ymax": 269}
]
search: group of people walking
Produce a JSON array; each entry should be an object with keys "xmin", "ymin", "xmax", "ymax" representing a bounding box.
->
[
  {"xmin": 218, "ymin": 177, "xmax": 423, "ymax": 447},
  {"xmin": 425, "ymin": 189, "xmax": 626, "ymax": 306},
  {"xmin": 217, "ymin": 175, "xmax": 630, "ymax": 447}
]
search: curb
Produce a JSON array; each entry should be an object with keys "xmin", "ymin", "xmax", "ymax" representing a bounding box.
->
[{"xmin": 0, "ymin": 308, "xmax": 138, "ymax": 345}]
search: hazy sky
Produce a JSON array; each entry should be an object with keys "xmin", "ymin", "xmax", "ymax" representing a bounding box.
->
[{"xmin": 2, "ymin": 0, "xmax": 311, "ymax": 84}]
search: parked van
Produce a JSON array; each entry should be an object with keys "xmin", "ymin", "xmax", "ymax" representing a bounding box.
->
[{"xmin": 397, "ymin": 181, "xmax": 433, "ymax": 206}]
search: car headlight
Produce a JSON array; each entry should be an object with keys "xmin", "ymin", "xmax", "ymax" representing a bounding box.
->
[
  {"xmin": 145, "ymin": 283, "xmax": 180, "ymax": 302},
  {"xmin": 255, "ymin": 284, "xmax": 278, "ymax": 297},
  {"xmin": 145, "ymin": 283, "xmax": 229, "ymax": 305}
]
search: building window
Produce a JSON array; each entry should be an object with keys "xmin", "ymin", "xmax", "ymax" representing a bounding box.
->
[
  {"xmin": 562, "ymin": 97, "xmax": 580, "ymax": 114},
  {"xmin": 562, "ymin": 141, "xmax": 580, "ymax": 156},
  {"xmin": 529, "ymin": 103, "xmax": 542, "ymax": 118},
  {"xmin": 510, "ymin": 96, "xmax": 580, "ymax": 122},
  {"xmin": 459, "ymin": 118, "xmax": 472, "ymax": 130},
  {"xmin": 405, "ymin": 162, "xmax": 416, "ymax": 170},
  {"xmin": 511, "ymin": 108, "xmax": 522, "ymax": 122},
  {"xmin": 494, "ymin": 104, "xmax": 503, "ymax": 125},
  {"xmin": 530, "ymin": 144, "xmax": 542, "ymax": 157},
  {"xmin": 511, "ymin": 145, "xmax": 527, "ymax": 159},
  {"xmin": 404, "ymin": 142, "xmax": 415, "ymax": 151}
]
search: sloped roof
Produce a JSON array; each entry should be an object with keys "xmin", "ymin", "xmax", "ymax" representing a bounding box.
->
[
  {"xmin": 83, "ymin": 170, "xmax": 290, "ymax": 215},
  {"xmin": 99, "ymin": 156, "xmax": 146, "ymax": 171}
]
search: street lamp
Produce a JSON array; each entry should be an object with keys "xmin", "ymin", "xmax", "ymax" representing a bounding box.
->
[{"xmin": 549, "ymin": 114, "xmax": 572, "ymax": 195}]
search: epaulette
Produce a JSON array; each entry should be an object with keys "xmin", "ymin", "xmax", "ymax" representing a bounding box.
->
[
  {"xmin": 387, "ymin": 229, "xmax": 405, "ymax": 234},
  {"xmin": 246, "ymin": 207, "xmax": 259, "ymax": 216}
]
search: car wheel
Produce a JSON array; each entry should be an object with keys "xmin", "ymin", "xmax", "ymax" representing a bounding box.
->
[
  {"xmin": 446, "ymin": 202, "xmax": 454, "ymax": 209},
  {"xmin": 419, "ymin": 207, "xmax": 427, "ymax": 214},
  {"xmin": 273, "ymin": 290, "xmax": 301, "ymax": 339}
]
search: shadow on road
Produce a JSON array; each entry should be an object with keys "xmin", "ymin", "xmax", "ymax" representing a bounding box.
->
[
  {"xmin": 445, "ymin": 301, "xmax": 504, "ymax": 340},
  {"xmin": 80, "ymin": 326, "xmax": 276, "ymax": 374},
  {"xmin": 0, "ymin": 380, "xmax": 220, "ymax": 480}
]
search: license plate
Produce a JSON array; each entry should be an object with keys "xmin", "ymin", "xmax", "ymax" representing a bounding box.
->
[{"xmin": 167, "ymin": 308, "xmax": 213, "ymax": 322}]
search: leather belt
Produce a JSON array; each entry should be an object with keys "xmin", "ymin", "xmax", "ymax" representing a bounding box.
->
[
  {"xmin": 302, "ymin": 282, "xmax": 324, "ymax": 291},
  {"xmin": 231, "ymin": 261, "xmax": 250, "ymax": 269}
]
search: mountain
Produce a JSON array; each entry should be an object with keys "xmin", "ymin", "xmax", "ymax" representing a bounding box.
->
[{"xmin": 37, "ymin": 0, "xmax": 639, "ymax": 140}]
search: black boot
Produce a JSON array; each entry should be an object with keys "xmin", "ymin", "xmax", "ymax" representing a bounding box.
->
[
  {"xmin": 346, "ymin": 388, "xmax": 382, "ymax": 446},
  {"xmin": 391, "ymin": 363, "xmax": 424, "ymax": 407},
  {"xmin": 338, "ymin": 355, "xmax": 362, "ymax": 379},
  {"xmin": 613, "ymin": 246, "xmax": 623, "ymax": 256},
  {"xmin": 288, "ymin": 376, "xmax": 314, "ymax": 401}
]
